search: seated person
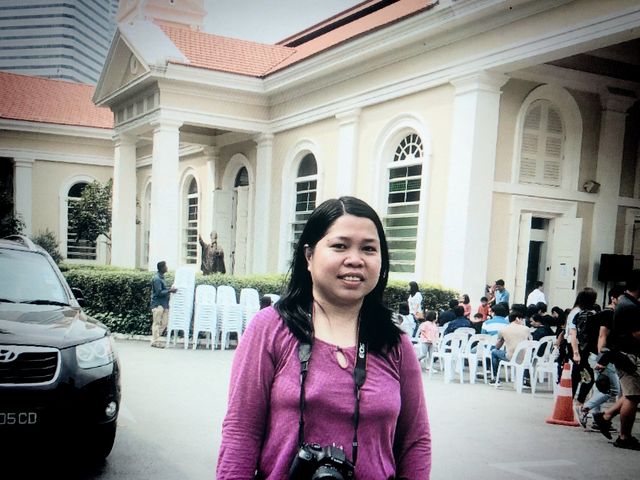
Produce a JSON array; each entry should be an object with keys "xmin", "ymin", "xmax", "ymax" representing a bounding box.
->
[
  {"xmin": 443, "ymin": 305, "xmax": 472, "ymax": 335},
  {"xmin": 476, "ymin": 296, "xmax": 491, "ymax": 321},
  {"xmin": 397, "ymin": 303, "xmax": 416, "ymax": 336},
  {"xmin": 471, "ymin": 312, "xmax": 485, "ymax": 334},
  {"xmin": 481, "ymin": 303, "xmax": 509, "ymax": 336},
  {"xmin": 491, "ymin": 311, "xmax": 531, "ymax": 382},
  {"xmin": 530, "ymin": 313, "xmax": 554, "ymax": 341},
  {"xmin": 437, "ymin": 299, "xmax": 460, "ymax": 326}
]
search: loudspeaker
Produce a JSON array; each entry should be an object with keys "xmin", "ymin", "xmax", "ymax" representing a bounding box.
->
[{"xmin": 598, "ymin": 254, "xmax": 633, "ymax": 282}]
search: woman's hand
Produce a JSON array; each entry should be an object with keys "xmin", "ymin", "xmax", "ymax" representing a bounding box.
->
[{"xmin": 572, "ymin": 351, "xmax": 581, "ymax": 363}]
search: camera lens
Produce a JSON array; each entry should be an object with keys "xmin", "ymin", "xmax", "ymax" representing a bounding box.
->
[{"xmin": 311, "ymin": 465, "xmax": 345, "ymax": 480}]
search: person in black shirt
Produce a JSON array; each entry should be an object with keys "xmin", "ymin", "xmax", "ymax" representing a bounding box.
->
[{"xmin": 592, "ymin": 272, "xmax": 640, "ymax": 450}]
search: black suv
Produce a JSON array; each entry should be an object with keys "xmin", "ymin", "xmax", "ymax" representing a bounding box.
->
[{"xmin": 0, "ymin": 235, "xmax": 121, "ymax": 460}]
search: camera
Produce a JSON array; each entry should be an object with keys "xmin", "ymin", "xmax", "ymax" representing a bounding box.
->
[{"xmin": 288, "ymin": 443, "xmax": 355, "ymax": 480}]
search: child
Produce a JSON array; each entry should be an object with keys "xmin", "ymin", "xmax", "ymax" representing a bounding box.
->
[
  {"xmin": 476, "ymin": 296, "xmax": 490, "ymax": 320},
  {"xmin": 471, "ymin": 312, "xmax": 485, "ymax": 334},
  {"xmin": 418, "ymin": 310, "xmax": 439, "ymax": 371},
  {"xmin": 398, "ymin": 303, "xmax": 416, "ymax": 336}
]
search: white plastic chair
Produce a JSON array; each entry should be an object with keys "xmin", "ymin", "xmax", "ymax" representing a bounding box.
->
[
  {"xmin": 239, "ymin": 287, "xmax": 260, "ymax": 331},
  {"xmin": 458, "ymin": 334, "xmax": 492, "ymax": 384},
  {"xmin": 533, "ymin": 336, "xmax": 558, "ymax": 393},
  {"xmin": 167, "ymin": 288, "xmax": 192, "ymax": 349},
  {"xmin": 428, "ymin": 332, "xmax": 468, "ymax": 383},
  {"xmin": 216, "ymin": 285, "xmax": 237, "ymax": 305},
  {"xmin": 192, "ymin": 285, "xmax": 218, "ymax": 350},
  {"xmin": 166, "ymin": 266, "xmax": 196, "ymax": 349},
  {"xmin": 219, "ymin": 304, "xmax": 243, "ymax": 350},
  {"xmin": 494, "ymin": 340, "xmax": 539, "ymax": 393}
]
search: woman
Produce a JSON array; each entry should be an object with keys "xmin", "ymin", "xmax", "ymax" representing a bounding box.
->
[
  {"xmin": 459, "ymin": 294, "xmax": 471, "ymax": 318},
  {"xmin": 408, "ymin": 281, "xmax": 423, "ymax": 322},
  {"xmin": 217, "ymin": 197, "xmax": 431, "ymax": 479}
]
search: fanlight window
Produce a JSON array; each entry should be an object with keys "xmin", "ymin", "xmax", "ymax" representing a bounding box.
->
[
  {"xmin": 67, "ymin": 182, "xmax": 97, "ymax": 260},
  {"xmin": 384, "ymin": 133, "xmax": 423, "ymax": 274},
  {"xmin": 291, "ymin": 154, "xmax": 317, "ymax": 255},
  {"xmin": 519, "ymin": 99, "xmax": 564, "ymax": 187}
]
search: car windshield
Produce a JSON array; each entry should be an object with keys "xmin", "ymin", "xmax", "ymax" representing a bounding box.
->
[{"xmin": 0, "ymin": 248, "xmax": 68, "ymax": 304}]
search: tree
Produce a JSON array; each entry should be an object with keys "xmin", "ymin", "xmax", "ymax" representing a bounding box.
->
[
  {"xmin": 32, "ymin": 229, "xmax": 64, "ymax": 264},
  {"xmin": 0, "ymin": 190, "xmax": 25, "ymax": 238},
  {"xmin": 69, "ymin": 179, "xmax": 112, "ymax": 244}
]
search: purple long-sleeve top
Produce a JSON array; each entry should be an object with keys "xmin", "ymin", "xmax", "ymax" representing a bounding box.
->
[{"xmin": 217, "ymin": 306, "xmax": 431, "ymax": 479}]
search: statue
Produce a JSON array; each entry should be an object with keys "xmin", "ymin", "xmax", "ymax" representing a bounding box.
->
[{"xmin": 199, "ymin": 231, "xmax": 226, "ymax": 275}]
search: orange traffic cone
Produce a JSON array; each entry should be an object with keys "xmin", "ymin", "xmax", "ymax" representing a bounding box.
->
[{"xmin": 546, "ymin": 362, "xmax": 579, "ymax": 427}]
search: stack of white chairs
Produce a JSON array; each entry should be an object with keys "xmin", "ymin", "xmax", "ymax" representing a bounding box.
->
[
  {"xmin": 239, "ymin": 287, "xmax": 260, "ymax": 331},
  {"xmin": 216, "ymin": 285, "xmax": 243, "ymax": 350},
  {"xmin": 494, "ymin": 339, "xmax": 539, "ymax": 393},
  {"xmin": 192, "ymin": 285, "xmax": 217, "ymax": 350},
  {"xmin": 166, "ymin": 265, "xmax": 197, "ymax": 349}
]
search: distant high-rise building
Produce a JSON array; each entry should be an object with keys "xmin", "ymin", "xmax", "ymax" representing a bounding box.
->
[{"xmin": 0, "ymin": 0, "xmax": 119, "ymax": 84}]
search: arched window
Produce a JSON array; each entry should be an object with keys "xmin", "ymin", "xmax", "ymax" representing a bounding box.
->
[
  {"xmin": 519, "ymin": 99, "xmax": 565, "ymax": 187},
  {"xmin": 183, "ymin": 177, "xmax": 198, "ymax": 264},
  {"xmin": 235, "ymin": 167, "xmax": 249, "ymax": 187},
  {"xmin": 291, "ymin": 153, "xmax": 318, "ymax": 254},
  {"xmin": 385, "ymin": 133, "xmax": 423, "ymax": 273},
  {"xmin": 67, "ymin": 182, "xmax": 97, "ymax": 260}
]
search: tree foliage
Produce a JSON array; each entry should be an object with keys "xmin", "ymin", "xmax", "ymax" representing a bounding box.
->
[
  {"xmin": 0, "ymin": 190, "xmax": 25, "ymax": 238},
  {"xmin": 69, "ymin": 179, "xmax": 112, "ymax": 242},
  {"xmin": 32, "ymin": 229, "xmax": 64, "ymax": 264}
]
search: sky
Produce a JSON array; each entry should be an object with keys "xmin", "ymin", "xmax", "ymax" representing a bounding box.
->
[{"xmin": 203, "ymin": 0, "xmax": 363, "ymax": 44}]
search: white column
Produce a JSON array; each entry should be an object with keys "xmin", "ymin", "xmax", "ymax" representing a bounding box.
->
[
  {"xmin": 13, "ymin": 156, "xmax": 34, "ymax": 236},
  {"xmin": 148, "ymin": 120, "xmax": 182, "ymax": 270},
  {"xmin": 335, "ymin": 109, "xmax": 361, "ymax": 196},
  {"xmin": 110, "ymin": 134, "xmax": 137, "ymax": 267},
  {"xmin": 253, "ymin": 133, "xmax": 274, "ymax": 273},
  {"xmin": 588, "ymin": 90, "xmax": 635, "ymax": 288},
  {"xmin": 201, "ymin": 146, "xmax": 218, "ymax": 239},
  {"xmin": 442, "ymin": 71, "xmax": 508, "ymax": 301}
]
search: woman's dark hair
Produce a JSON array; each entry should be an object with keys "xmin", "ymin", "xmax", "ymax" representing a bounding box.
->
[
  {"xmin": 409, "ymin": 281, "xmax": 419, "ymax": 296},
  {"xmin": 275, "ymin": 196, "xmax": 399, "ymax": 353},
  {"xmin": 574, "ymin": 287, "xmax": 597, "ymax": 309},
  {"xmin": 461, "ymin": 294, "xmax": 470, "ymax": 304},
  {"xmin": 425, "ymin": 310, "xmax": 437, "ymax": 322}
]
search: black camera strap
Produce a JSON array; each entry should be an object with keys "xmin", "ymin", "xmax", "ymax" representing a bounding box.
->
[{"xmin": 296, "ymin": 338, "xmax": 368, "ymax": 465}]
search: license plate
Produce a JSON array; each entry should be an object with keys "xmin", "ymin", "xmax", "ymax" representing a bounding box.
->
[{"xmin": 0, "ymin": 411, "xmax": 38, "ymax": 426}]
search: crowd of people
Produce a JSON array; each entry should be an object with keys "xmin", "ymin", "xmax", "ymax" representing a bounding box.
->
[{"xmin": 399, "ymin": 276, "xmax": 640, "ymax": 451}]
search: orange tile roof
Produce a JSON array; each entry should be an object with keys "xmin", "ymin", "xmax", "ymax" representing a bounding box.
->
[
  {"xmin": 160, "ymin": 0, "xmax": 434, "ymax": 78},
  {"xmin": 158, "ymin": 23, "xmax": 296, "ymax": 77},
  {"xmin": 0, "ymin": 72, "xmax": 113, "ymax": 129}
]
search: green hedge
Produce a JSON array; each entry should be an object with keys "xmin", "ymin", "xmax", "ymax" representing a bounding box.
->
[{"xmin": 62, "ymin": 264, "xmax": 458, "ymax": 335}]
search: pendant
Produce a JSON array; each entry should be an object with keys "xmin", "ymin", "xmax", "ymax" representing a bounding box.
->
[{"xmin": 335, "ymin": 348, "xmax": 349, "ymax": 369}]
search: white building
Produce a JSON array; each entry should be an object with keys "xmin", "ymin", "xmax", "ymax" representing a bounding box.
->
[
  {"xmin": 3, "ymin": 0, "xmax": 640, "ymax": 309},
  {"xmin": 0, "ymin": 0, "xmax": 119, "ymax": 84}
]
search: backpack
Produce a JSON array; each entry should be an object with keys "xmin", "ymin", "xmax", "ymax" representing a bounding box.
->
[{"xmin": 574, "ymin": 309, "xmax": 598, "ymax": 354}]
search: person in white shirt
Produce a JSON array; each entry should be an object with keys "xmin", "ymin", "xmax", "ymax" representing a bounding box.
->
[{"xmin": 526, "ymin": 281, "xmax": 547, "ymax": 307}]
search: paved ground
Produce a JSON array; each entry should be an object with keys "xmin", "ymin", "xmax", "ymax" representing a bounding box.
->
[{"xmin": 53, "ymin": 338, "xmax": 640, "ymax": 479}]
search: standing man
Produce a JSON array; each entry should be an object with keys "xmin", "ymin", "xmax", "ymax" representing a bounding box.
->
[
  {"xmin": 593, "ymin": 269, "xmax": 640, "ymax": 450},
  {"xmin": 488, "ymin": 279, "xmax": 510, "ymax": 308},
  {"xmin": 526, "ymin": 281, "xmax": 547, "ymax": 307},
  {"xmin": 149, "ymin": 261, "xmax": 177, "ymax": 348}
]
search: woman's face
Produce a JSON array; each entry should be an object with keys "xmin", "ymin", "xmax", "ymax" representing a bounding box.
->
[{"xmin": 306, "ymin": 214, "xmax": 381, "ymax": 309}]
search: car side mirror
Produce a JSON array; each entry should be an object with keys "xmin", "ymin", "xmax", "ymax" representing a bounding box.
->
[{"xmin": 71, "ymin": 287, "xmax": 86, "ymax": 308}]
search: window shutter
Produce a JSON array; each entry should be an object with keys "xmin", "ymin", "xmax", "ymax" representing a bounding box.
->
[{"xmin": 519, "ymin": 100, "xmax": 564, "ymax": 186}]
